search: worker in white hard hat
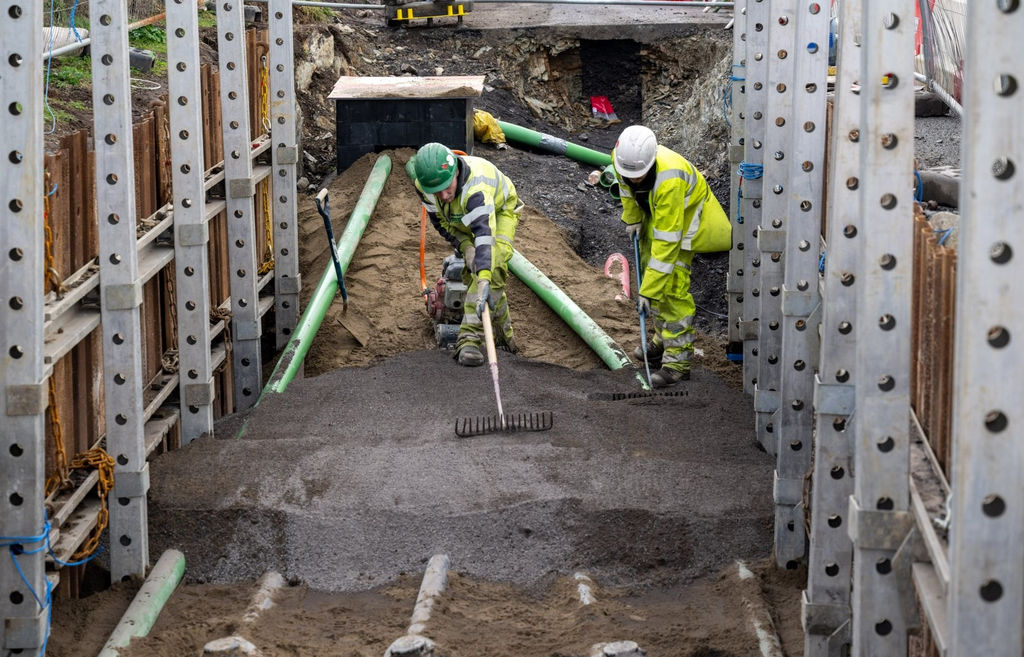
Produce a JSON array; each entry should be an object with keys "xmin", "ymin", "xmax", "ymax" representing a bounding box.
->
[{"xmin": 611, "ymin": 125, "xmax": 731, "ymax": 387}]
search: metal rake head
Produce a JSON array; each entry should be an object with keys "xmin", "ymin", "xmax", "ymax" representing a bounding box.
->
[{"xmin": 455, "ymin": 411, "xmax": 554, "ymax": 438}]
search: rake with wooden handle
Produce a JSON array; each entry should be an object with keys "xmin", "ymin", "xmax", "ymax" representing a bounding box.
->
[{"xmin": 454, "ymin": 303, "xmax": 553, "ymax": 438}]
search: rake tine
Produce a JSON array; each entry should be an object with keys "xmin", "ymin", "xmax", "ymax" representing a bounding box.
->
[{"xmin": 454, "ymin": 411, "xmax": 554, "ymax": 438}]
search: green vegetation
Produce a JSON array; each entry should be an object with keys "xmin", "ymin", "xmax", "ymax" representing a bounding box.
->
[
  {"xmin": 48, "ymin": 55, "xmax": 92, "ymax": 88},
  {"xmin": 129, "ymin": 24, "xmax": 167, "ymax": 54},
  {"xmin": 296, "ymin": 5, "xmax": 334, "ymax": 22},
  {"xmin": 198, "ymin": 9, "xmax": 217, "ymax": 28}
]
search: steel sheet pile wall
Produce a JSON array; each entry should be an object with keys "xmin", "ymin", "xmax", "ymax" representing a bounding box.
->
[
  {"xmin": 730, "ymin": 1, "xmax": 1023, "ymax": 655},
  {"xmin": 1, "ymin": 22, "xmax": 287, "ymax": 627},
  {"xmin": 910, "ymin": 211, "xmax": 955, "ymax": 474}
]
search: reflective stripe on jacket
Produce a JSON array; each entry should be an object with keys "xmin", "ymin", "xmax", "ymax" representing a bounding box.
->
[
  {"xmin": 613, "ymin": 144, "xmax": 730, "ymax": 300},
  {"xmin": 415, "ymin": 154, "xmax": 522, "ymax": 280}
]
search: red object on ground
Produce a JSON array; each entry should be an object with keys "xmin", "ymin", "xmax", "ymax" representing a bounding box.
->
[{"xmin": 590, "ymin": 96, "xmax": 619, "ymax": 122}]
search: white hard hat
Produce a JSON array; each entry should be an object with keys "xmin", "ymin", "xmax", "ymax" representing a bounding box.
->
[{"xmin": 613, "ymin": 125, "xmax": 658, "ymax": 178}]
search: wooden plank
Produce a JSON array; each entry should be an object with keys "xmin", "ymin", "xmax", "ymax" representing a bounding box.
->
[
  {"xmin": 84, "ymin": 137, "xmax": 98, "ymax": 270},
  {"xmin": 327, "ymin": 75, "xmax": 486, "ymax": 100}
]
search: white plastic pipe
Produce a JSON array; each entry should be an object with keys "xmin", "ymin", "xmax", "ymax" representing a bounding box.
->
[
  {"xmin": 407, "ymin": 554, "xmax": 450, "ymax": 636},
  {"xmin": 97, "ymin": 550, "xmax": 185, "ymax": 657},
  {"xmin": 735, "ymin": 561, "xmax": 785, "ymax": 657}
]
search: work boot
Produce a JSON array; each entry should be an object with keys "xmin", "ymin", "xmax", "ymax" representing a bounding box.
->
[
  {"xmin": 457, "ymin": 345, "xmax": 485, "ymax": 367},
  {"xmin": 650, "ymin": 366, "xmax": 689, "ymax": 388},
  {"xmin": 633, "ymin": 342, "xmax": 664, "ymax": 362},
  {"xmin": 501, "ymin": 335, "xmax": 519, "ymax": 354}
]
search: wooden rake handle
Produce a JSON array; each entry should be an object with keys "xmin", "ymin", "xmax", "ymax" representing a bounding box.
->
[{"xmin": 480, "ymin": 303, "xmax": 504, "ymax": 419}]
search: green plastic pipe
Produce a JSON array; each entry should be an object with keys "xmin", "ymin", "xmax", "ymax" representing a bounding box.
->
[
  {"xmin": 509, "ymin": 250, "xmax": 648, "ymax": 390},
  {"xmin": 261, "ymin": 154, "xmax": 393, "ymax": 398},
  {"xmin": 497, "ymin": 120, "xmax": 612, "ymax": 168},
  {"xmin": 97, "ymin": 550, "xmax": 185, "ymax": 657}
]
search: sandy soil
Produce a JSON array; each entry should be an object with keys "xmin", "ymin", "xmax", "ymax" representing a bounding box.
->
[{"xmin": 298, "ymin": 148, "xmax": 739, "ymax": 391}]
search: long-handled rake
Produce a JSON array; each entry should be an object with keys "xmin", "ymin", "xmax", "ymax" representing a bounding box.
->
[{"xmin": 455, "ymin": 304, "xmax": 553, "ymax": 438}]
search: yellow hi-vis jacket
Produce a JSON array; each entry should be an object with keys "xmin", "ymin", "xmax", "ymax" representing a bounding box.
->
[
  {"xmin": 414, "ymin": 154, "xmax": 521, "ymax": 281},
  {"xmin": 613, "ymin": 144, "xmax": 731, "ymax": 300}
]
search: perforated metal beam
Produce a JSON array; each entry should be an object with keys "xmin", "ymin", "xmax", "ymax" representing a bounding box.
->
[
  {"xmin": 773, "ymin": 0, "xmax": 828, "ymax": 569},
  {"xmin": 216, "ymin": 0, "xmax": 262, "ymax": 410},
  {"xmin": 740, "ymin": 0, "xmax": 768, "ymax": 401},
  {"xmin": 849, "ymin": 3, "xmax": 916, "ymax": 654},
  {"xmin": 268, "ymin": 0, "xmax": 301, "ymax": 349},
  {"xmin": 167, "ymin": 0, "xmax": 215, "ymax": 442},
  {"xmin": 1, "ymin": 3, "xmax": 47, "ymax": 651},
  {"xmin": 726, "ymin": 0, "xmax": 747, "ymax": 359},
  {"xmin": 754, "ymin": 0, "xmax": 796, "ymax": 458},
  {"xmin": 947, "ymin": 2, "xmax": 1024, "ymax": 656},
  {"xmin": 91, "ymin": 0, "xmax": 150, "ymax": 580},
  {"xmin": 803, "ymin": 1, "xmax": 862, "ymax": 654}
]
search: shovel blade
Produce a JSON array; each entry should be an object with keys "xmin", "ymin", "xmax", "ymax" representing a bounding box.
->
[{"xmin": 455, "ymin": 411, "xmax": 554, "ymax": 438}]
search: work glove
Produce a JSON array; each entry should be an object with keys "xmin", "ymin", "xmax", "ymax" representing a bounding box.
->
[
  {"xmin": 625, "ymin": 223, "xmax": 642, "ymax": 240},
  {"xmin": 476, "ymin": 279, "xmax": 492, "ymax": 317},
  {"xmin": 637, "ymin": 295, "xmax": 653, "ymax": 316}
]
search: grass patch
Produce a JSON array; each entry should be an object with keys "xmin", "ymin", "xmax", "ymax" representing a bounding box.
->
[
  {"xmin": 129, "ymin": 24, "xmax": 168, "ymax": 54},
  {"xmin": 296, "ymin": 5, "xmax": 334, "ymax": 22},
  {"xmin": 48, "ymin": 55, "xmax": 92, "ymax": 88},
  {"xmin": 198, "ymin": 9, "xmax": 217, "ymax": 28}
]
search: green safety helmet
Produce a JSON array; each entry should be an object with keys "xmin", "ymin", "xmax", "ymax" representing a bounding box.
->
[{"xmin": 414, "ymin": 142, "xmax": 458, "ymax": 194}]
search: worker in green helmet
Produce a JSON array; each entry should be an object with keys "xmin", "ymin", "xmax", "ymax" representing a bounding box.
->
[
  {"xmin": 612, "ymin": 125, "xmax": 732, "ymax": 388},
  {"xmin": 410, "ymin": 143, "xmax": 523, "ymax": 367}
]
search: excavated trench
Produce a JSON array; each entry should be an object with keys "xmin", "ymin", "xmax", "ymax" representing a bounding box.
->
[{"xmin": 48, "ymin": 17, "xmax": 798, "ymax": 657}]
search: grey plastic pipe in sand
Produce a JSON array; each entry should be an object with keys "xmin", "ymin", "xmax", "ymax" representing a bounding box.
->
[
  {"xmin": 97, "ymin": 549, "xmax": 185, "ymax": 657},
  {"xmin": 509, "ymin": 250, "xmax": 648, "ymax": 390}
]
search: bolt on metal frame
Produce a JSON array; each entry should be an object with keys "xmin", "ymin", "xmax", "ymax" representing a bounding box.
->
[
  {"xmin": 774, "ymin": 0, "xmax": 828, "ymax": 569},
  {"xmin": 947, "ymin": 2, "xmax": 1023, "ymax": 655},
  {"xmin": 216, "ymin": 0, "xmax": 263, "ymax": 410},
  {"xmin": 167, "ymin": 0, "xmax": 216, "ymax": 443},
  {"xmin": 740, "ymin": 0, "xmax": 768, "ymax": 404},
  {"xmin": 726, "ymin": 0, "xmax": 747, "ymax": 357},
  {"xmin": 269, "ymin": 0, "xmax": 302, "ymax": 349},
  {"xmin": 848, "ymin": 2, "xmax": 917, "ymax": 654},
  {"xmin": 802, "ymin": 0, "xmax": 862, "ymax": 653},
  {"xmin": 1, "ymin": 2, "xmax": 47, "ymax": 651},
  {"xmin": 91, "ymin": 0, "xmax": 150, "ymax": 580}
]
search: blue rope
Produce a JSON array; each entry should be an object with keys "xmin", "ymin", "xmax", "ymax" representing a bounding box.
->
[
  {"xmin": 738, "ymin": 162, "xmax": 764, "ymax": 180},
  {"xmin": 722, "ymin": 65, "xmax": 745, "ymax": 126},
  {"xmin": 935, "ymin": 227, "xmax": 954, "ymax": 246},
  {"xmin": 2, "ymin": 513, "xmax": 105, "ymax": 656},
  {"xmin": 914, "ymin": 169, "xmax": 924, "ymax": 202},
  {"xmin": 69, "ymin": 0, "xmax": 83, "ymax": 42},
  {"xmin": 818, "ymin": 251, "xmax": 826, "ymax": 273}
]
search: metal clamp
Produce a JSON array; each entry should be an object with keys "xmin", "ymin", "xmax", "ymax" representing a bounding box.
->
[
  {"xmin": 229, "ymin": 177, "xmax": 256, "ymax": 199},
  {"xmin": 813, "ymin": 375, "xmax": 855, "ymax": 415},
  {"xmin": 781, "ymin": 285, "xmax": 818, "ymax": 317},
  {"xmin": 113, "ymin": 463, "xmax": 150, "ymax": 498},
  {"xmin": 847, "ymin": 496, "xmax": 915, "ymax": 551},
  {"xmin": 104, "ymin": 282, "xmax": 143, "ymax": 310},
  {"xmin": 184, "ymin": 380, "xmax": 215, "ymax": 406},
  {"xmin": 774, "ymin": 470, "xmax": 804, "ymax": 506},
  {"xmin": 276, "ymin": 274, "xmax": 302, "ymax": 294},
  {"xmin": 275, "ymin": 145, "xmax": 299, "ymax": 165},
  {"xmin": 756, "ymin": 227, "xmax": 787, "ymax": 254},
  {"xmin": 177, "ymin": 222, "xmax": 209, "ymax": 247},
  {"xmin": 5, "ymin": 383, "xmax": 48, "ymax": 416},
  {"xmin": 754, "ymin": 385, "xmax": 780, "ymax": 413},
  {"xmin": 801, "ymin": 589, "xmax": 851, "ymax": 635}
]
